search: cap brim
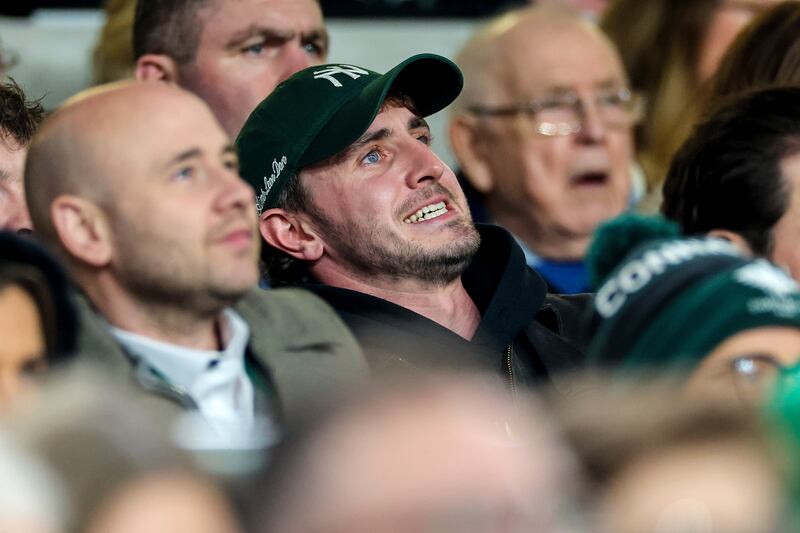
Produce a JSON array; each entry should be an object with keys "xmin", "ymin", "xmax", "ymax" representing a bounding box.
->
[{"xmin": 298, "ymin": 53, "xmax": 463, "ymax": 167}]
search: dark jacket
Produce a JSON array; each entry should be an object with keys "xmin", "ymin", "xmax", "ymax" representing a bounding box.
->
[
  {"xmin": 72, "ymin": 288, "xmax": 369, "ymax": 422},
  {"xmin": 304, "ymin": 224, "xmax": 590, "ymax": 392}
]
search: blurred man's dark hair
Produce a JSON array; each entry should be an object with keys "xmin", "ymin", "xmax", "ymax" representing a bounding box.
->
[
  {"xmin": 0, "ymin": 79, "xmax": 45, "ymax": 148},
  {"xmin": 662, "ymin": 87, "xmax": 800, "ymax": 256},
  {"xmin": 133, "ymin": 0, "xmax": 208, "ymax": 66}
]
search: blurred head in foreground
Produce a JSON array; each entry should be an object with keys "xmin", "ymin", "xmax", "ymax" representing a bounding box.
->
[
  {"xmin": 8, "ymin": 369, "xmax": 243, "ymax": 533},
  {"xmin": 586, "ymin": 214, "xmax": 800, "ymax": 404},
  {"xmin": 556, "ymin": 381, "xmax": 788, "ymax": 533},
  {"xmin": 253, "ymin": 373, "xmax": 582, "ymax": 533}
]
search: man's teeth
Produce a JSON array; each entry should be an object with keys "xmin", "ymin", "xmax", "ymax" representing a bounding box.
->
[{"xmin": 403, "ymin": 201, "xmax": 448, "ymax": 224}]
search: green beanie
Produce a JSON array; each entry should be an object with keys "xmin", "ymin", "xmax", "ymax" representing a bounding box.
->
[
  {"xmin": 586, "ymin": 214, "xmax": 800, "ymax": 376},
  {"xmin": 236, "ymin": 53, "xmax": 463, "ymax": 214}
]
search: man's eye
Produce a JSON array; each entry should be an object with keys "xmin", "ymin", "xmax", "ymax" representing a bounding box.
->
[
  {"xmin": 598, "ymin": 93, "xmax": 626, "ymax": 107},
  {"xmin": 303, "ymin": 42, "xmax": 324, "ymax": 56},
  {"xmin": 361, "ymin": 150, "xmax": 381, "ymax": 165},
  {"xmin": 173, "ymin": 166, "xmax": 195, "ymax": 181},
  {"xmin": 242, "ymin": 41, "xmax": 265, "ymax": 55},
  {"xmin": 223, "ymin": 157, "xmax": 239, "ymax": 172},
  {"xmin": 416, "ymin": 133, "xmax": 432, "ymax": 146}
]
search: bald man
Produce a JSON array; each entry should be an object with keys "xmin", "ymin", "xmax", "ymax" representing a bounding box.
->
[
  {"xmin": 449, "ymin": 6, "xmax": 639, "ymax": 294},
  {"xmin": 24, "ymin": 83, "xmax": 366, "ymax": 446}
]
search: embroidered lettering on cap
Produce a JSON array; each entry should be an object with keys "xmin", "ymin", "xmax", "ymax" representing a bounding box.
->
[
  {"xmin": 256, "ymin": 155, "xmax": 288, "ymax": 214},
  {"xmin": 313, "ymin": 65, "xmax": 371, "ymax": 88}
]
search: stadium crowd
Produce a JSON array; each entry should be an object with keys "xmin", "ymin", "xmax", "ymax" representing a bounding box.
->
[{"xmin": 3, "ymin": 0, "xmax": 800, "ymax": 531}]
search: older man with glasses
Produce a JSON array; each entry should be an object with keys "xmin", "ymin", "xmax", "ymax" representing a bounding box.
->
[{"xmin": 449, "ymin": 5, "xmax": 641, "ymax": 294}]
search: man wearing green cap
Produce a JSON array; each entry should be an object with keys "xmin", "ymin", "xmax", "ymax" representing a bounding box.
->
[{"xmin": 237, "ymin": 54, "xmax": 588, "ymax": 386}]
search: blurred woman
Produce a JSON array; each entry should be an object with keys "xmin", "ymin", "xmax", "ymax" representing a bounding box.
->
[
  {"xmin": 706, "ymin": 1, "xmax": 800, "ymax": 112},
  {"xmin": 0, "ymin": 232, "xmax": 76, "ymax": 409},
  {"xmin": 602, "ymin": 0, "xmax": 786, "ymax": 210}
]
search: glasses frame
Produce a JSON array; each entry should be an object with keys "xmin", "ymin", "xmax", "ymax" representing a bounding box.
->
[
  {"xmin": 466, "ymin": 87, "xmax": 644, "ymax": 137},
  {"xmin": 729, "ymin": 353, "xmax": 800, "ymax": 404}
]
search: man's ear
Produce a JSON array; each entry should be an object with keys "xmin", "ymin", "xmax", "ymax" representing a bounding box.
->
[
  {"xmin": 50, "ymin": 196, "xmax": 113, "ymax": 268},
  {"xmin": 135, "ymin": 54, "xmax": 180, "ymax": 83},
  {"xmin": 707, "ymin": 229, "xmax": 754, "ymax": 256},
  {"xmin": 259, "ymin": 208, "xmax": 324, "ymax": 262},
  {"xmin": 448, "ymin": 113, "xmax": 495, "ymax": 194}
]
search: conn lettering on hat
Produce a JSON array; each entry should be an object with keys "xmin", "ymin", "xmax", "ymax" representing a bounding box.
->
[
  {"xmin": 313, "ymin": 65, "xmax": 371, "ymax": 87},
  {"xmin": 595, "ymin": 238, "xmax": 740, "ymax": 318},
  {"xmin": 256, "ymin": 155, "xmax": 288, "ymax": 215}
]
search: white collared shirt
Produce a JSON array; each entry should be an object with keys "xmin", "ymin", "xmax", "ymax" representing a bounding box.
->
[{"xmin": 110, "ymin": 309, "xmax": 256, "ymax": 445}]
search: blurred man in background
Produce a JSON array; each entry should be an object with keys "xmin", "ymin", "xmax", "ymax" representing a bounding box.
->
[
  {"xmin": 133, "ymin": 0, "xmax": 328, "ymax": 137},
  {"xmin": 449, "ymin": 6, "xmax": 638, "ymax": 294},
  {"xmin": 0, "ymin": 80, "xmax": 44, "ymax": 233}
]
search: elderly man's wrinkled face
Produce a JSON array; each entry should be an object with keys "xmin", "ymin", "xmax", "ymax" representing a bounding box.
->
[
  {"xmin": 472, "ymin": 22, "xmax": 632, "ymax": 249},
  {"xmin": 182, "ymin": 0, "xmax": 328, "ymax": 137}
]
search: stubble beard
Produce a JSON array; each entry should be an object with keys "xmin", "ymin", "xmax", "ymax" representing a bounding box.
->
[{"xmin": 311, "ymin": 207, "xmax": 481, "ymax": 289}]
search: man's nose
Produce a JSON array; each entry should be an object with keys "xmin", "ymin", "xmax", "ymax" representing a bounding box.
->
[
  {"xmin": 214, "ymin": 165, "xmax": 256, "ymax": 213},
  {"xmin": 575, "ymin": 99, "xmax": 608, "ymax": 144},
  {"xmin": 280, "ymin": 44, "xmax": 314, "ymax": 82},
  {"xmin": 404, "ymin": 138, "xmax": 445, "ymax": 189}
]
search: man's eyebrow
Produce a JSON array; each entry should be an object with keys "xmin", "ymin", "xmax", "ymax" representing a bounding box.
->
[
  {"xmin": 222, "ymin": 143, "xmax": 236, "ymax": 156},
  {"xmin": 408, "ymin": 116, "xmax": 429, "ymax": 131},
  {"xmin": 302, "ymin": 28, "xmax": 330, "ymax": 50},
  {"xmin": 337, "ymin": 128, "xmax": 391, "ymax": 161},
  {"xmin": 225, "ymin": 25, "xmax": 294, "ymax": 48},
  {"xmin": 594, "ymin": 78, "xmax": 626, "ymax": 89},
  {"xmin": 164, "ymin": 148, "xmax": 202, "ymax": 169}
]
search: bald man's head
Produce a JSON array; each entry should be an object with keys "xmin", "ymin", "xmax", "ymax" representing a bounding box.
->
[
  {"xmin": 453, "ymin": 6, "xmax": 619, "ymax": 113},
  {"xmin": 23, "ymin": 82, "xmax": 259, "ymax": 311},
  {"xmin": 25, "ymin": 83, "xmax": 211, "ymax": 247}
]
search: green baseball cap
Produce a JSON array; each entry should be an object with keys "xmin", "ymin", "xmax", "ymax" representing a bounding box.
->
[{"xmin": 236, "ymin": 53, "xmax": 464, "ymax": 214}]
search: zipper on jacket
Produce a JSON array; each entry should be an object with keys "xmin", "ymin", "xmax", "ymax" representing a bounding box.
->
[{"xmin": 504, "ymin": 344, "xmax": 516, "ymax": 394}]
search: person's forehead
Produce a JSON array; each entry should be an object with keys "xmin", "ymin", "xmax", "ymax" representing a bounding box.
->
[
  {"xmin": 499, "ymin": 21, "xmax": 626, "ymax": 95},
  {"xmin": 87, "ymin": 91, "xmax": 229, "ymax": 172},
  {"xmin": 199, "ymin": 0, "xmax": 323, "ymax": 39}
]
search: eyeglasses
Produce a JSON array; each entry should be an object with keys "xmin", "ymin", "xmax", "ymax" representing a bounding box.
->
[
  {"xmin": 467, "ymin": 87, "xmax": 644, "ymax": 137},
  {"xmin": 730, "ymin": 353, "xmax": 800, "ymax": 404}
]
